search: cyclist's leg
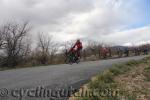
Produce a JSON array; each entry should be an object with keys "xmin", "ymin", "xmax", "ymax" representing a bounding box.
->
[{"xmin": 77, "ymin": 48, "xmax": 82, "ymax": 59}]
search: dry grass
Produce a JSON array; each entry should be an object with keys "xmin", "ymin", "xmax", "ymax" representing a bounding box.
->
[
  {"xmin": 70, "ymin": 57, "xmax": 150, "ymax": 100},
  {"xmin": 115, "ymin": 64, "xmax": 150, "ymax": 100}
]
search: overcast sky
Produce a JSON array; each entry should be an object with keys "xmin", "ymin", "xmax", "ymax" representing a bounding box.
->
[{"xmin": 0, "ymin": 0, "xmax": 150, "ymax": 46}]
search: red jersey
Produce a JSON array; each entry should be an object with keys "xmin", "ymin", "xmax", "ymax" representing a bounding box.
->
[{"xmin": 74, "ymin": 41, "xmax": 83, "ymax": 50}]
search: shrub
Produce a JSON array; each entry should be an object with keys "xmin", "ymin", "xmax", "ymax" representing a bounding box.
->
[
  {"xmin": 109, "ymin": 64, "xmax": 131, "ymax": 76},
  {"xmin": 143, "ymin": 67, "xmax": 150, "ymax": 81}
]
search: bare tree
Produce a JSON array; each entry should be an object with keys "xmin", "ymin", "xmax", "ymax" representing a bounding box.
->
[
  {"xmin": 86, "ymin": 40, "xmax": 103, "ymax": 58},
  {"xmin": 61, "ymin": 40, "xmax": 75, "ymax": 51},
  {"xmin": 0, "ymin": 22, "xmax": 31, "ymax": 67},
  {"xmin": 61, "ymin": 40, "xmax": 75, "ymax": 55},
  {"xmin": 37, "ymin": 33, "xmax": 58, "ymax": 64},
  {"xmin": 0, "ymin": 32, "xmax": 3, "ymax": 48},
  {"xmin": 0, "ymin": 29, "xmax": 5, "ymax": 49},
  {"xmin": 0, "ymin": 31, "xmax": 4, "ymax": 61},
  {"xmin": 38, "ymin": 33, "xmax": 52, "ymax": 53}
]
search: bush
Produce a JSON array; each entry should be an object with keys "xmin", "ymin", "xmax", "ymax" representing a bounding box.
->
[
  {"xmin": 88, "ymin": 70, "xmax": 116, "ymax": 94},
  {"xmin": 143, "ymin": 67, "xmax": 150, "ymax": 81},
  {"xmin": 125, "ymin": 60, "xmax": 138, "ymax": 66},
  {"xmin": 109, "ymin": 64, "xmax": 131, "ymax": 76}
]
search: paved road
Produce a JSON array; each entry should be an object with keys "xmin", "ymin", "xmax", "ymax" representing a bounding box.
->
[{"xmin": 0, "ymin": 55, "xmax": 149, "ymax": 100}]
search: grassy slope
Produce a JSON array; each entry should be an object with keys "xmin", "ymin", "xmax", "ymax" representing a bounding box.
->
[{"xmin": 70, "ymin": 57, "xmax": 150, "ymax": 100}]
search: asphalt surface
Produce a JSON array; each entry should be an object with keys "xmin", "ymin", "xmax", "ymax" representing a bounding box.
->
[{"xmin": 0, "ymin": 55, "xmax": 149, "ymax": 100}]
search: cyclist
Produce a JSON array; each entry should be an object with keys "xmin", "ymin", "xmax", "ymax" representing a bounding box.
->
[{"xmin": 72, "ymin": 39, "xmax": 83, "ymax": 58}]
